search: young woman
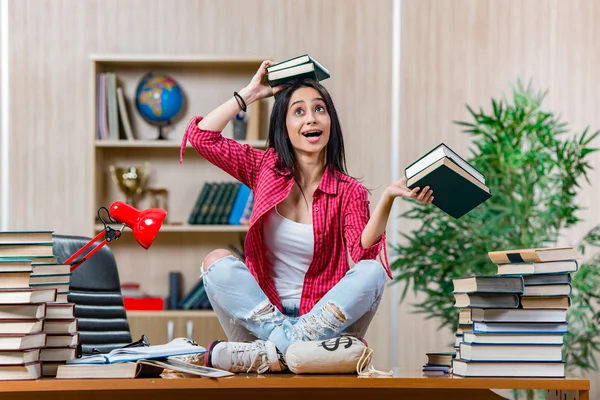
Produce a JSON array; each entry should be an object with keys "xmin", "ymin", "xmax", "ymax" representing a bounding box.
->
[{"xmin": 179, "ymin": 60, "xmax": 433, "ymax": 374}]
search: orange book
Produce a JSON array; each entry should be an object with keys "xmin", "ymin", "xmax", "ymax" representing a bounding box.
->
[{"xmin": 488, "ymin": 247, "xmax": 581, "ymax": 264}]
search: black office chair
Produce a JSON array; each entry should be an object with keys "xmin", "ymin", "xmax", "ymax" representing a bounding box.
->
[{"xmin": 52, "ymin": 234, "xmax": 133, "ymax": 354}]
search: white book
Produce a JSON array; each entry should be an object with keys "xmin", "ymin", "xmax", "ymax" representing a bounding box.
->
[
  {"xmin": 459, "ymin": 342, "xmax": 563, "ymax": 362},
  {"xmin": 473, "ymin": 321, "xmax": 568, "ymax": 334},
  {"xmin": 453, "ymin": 360, "xmax": 564, "ymax": 377},
  {"xmin": 106, "ymin": 72, "xmax": 119, "ymax": 140},
  {"xmin": 497, "ymin": 260, "xmax": 578, "ymax": 275},
  {"xmin": 0, "ymin": 333, "xmax": 46, "ymax": 350},
  {"xmin": 0, "ymin": 303, "xmax": 46, "ymax": 320},
  {"xmin": 463, "ymin": 332, "xmax": 564, "ymax": 345},
  {"xmin": 469, "ymin": 308, "xmax": 567, "ymax": 323},
  {"xmin": 0, "ymin": 362, "xmax": 41, "ymax": 380},
  {"xmin": 117, "ymin": 87, "xmax": 135, "ymax": 141},
  {"xmin": 0, "ymin": 349, "xmax": 39, "ymax": 365}
]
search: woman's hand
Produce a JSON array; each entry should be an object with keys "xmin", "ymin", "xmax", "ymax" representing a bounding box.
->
[
  {"xmin": 239, "ymin": 60, "xmax": 284, "ymax": 104},
  {"xmin": 384, "ymin": 177, "xmax": 433, "ymax": 204},
  {"xmin": 362, "ymin": 177, "xmax": 433, "ymax": 248}
]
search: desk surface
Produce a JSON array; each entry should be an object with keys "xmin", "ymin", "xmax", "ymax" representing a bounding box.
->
[{"xmin": 0, "ymin": 374, "xmax": 589, "ymax": 392}]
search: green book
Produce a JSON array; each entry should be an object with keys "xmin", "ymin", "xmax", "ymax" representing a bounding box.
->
[
  {"xmin": 406, "ymin": 156, "xmax": 491, "ymax": 219},
  {"xmin": 212, "ymin": 182, "xmax": 233, "ymax": 225},
  {"xmin": 220, "ymin": 182, "xmax": 241, "ymax": 224},
  {"xmin": 188, "ymin": 183, "xmax": 211, "ymax": 225},
  {"xmin": 195, "ymin": 183, "xmax": 218, "ymax": 224},
  {"xmin": 205, "ymin": 183, "xmax": 227, "ymax": 225},
  {"xmin": 267, "ymin": 54, "xmax": 330, "ymax": 86}
]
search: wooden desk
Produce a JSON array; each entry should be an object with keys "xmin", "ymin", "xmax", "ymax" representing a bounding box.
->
[{"xmin": 0, "ymin": 374, "xmax": 589, "ymax": 400}]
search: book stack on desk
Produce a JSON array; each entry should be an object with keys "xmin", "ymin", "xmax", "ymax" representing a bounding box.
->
[
  {"xmin": 422, "ymin": 352, "xmax": 454, "ymax": 375},
  {"xmin": 0, "ymin": 231, "xmax": 65, "ymax": 380},
  {"xmin": 32, "ymin": 252, "xmax": 78, "ymax": 376},
  {"xmin": 39, "ymin": 304, "xmax": 79, "ymax": 377},
  {"xmin": 0, "ymin": 231, "xmax": 79, "ymax": 378},
  {"xmin": 451, "ymin": 246, "xmax": 579, "ymax": 378}
]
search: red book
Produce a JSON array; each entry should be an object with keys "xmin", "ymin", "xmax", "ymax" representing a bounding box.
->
[{"xmin": 123, "ymin": 297, "xmax": 164, "ymax": 311}]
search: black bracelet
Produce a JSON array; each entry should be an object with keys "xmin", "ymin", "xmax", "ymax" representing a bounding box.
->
[{"xmin": 233, "ymin": 91, "xmax": 247, "ymax": 112}]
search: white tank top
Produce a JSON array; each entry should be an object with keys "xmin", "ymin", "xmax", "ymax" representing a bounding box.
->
[{"xmin": 263, "ymin": 206, "xmax": 314, "ymax": 302}]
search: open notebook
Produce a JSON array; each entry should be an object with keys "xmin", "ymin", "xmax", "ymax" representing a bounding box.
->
[{"xmin": 66, "ymin": 338, "xmax": 206, "ymax": 365}]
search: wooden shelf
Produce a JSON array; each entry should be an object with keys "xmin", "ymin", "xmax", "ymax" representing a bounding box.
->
[
  {"xmin": 95, "ymin": 139, "xmax": 267, "ymax": 149},
  {"xmin": 90, "ymin": 54, "xmax": 267, "ymax": 69},
  {"xmin": 94, "ymin": 224, "xmax": 249, "ymax": 233}
]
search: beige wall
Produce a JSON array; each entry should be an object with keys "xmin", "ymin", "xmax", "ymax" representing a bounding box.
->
[{"xmin": 5, "ymin": 0, "xmax": 600, "ymax": 387}]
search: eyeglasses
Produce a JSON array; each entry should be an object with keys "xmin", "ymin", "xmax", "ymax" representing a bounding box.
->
[
  {"xmin": 89, "ymin": 335, "xmax": 150, "ymax": 355},
  {"xmin": 122, "ymin": 334, "xmax": 150, "ymax": 349}
]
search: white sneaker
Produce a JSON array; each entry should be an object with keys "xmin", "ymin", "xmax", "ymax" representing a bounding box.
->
[
  {"xmin": 285, "ymin": 336, "xmax": 393, "ymax": 377},
  {"xmin": 205, "ymin": 340, "xmax": 285, "ymax": 374}
]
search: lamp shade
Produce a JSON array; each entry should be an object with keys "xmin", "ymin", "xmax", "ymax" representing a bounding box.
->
[{"xmin": 109, "ymin": 201, "xmax": 167, "ymax": 249}]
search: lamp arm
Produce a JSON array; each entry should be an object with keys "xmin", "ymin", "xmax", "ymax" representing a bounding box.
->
[{"xmin": 65, "ymin": 226, "xmax": 123, "ymax": 273}]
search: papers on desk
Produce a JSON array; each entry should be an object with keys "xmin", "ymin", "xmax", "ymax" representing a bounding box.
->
[{"xmin": 145, "ymin": 357, "xmax": 234, "ymax": 378}]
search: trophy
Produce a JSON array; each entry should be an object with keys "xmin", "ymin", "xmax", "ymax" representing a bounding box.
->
[
  {"xmin": 109, "ymin": 162, "xmax": 151, "ymax": 208},
  {"xmin": 147, "ymin": 188, "xmax": 169, "ymax": 224}
]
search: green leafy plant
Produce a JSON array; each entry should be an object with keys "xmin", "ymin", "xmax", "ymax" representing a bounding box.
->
[{"xmin": 391, "ymin": 80, "xmax": 600, "ymax": 373}]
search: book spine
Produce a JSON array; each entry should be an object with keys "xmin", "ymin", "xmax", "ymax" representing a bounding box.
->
[{"xmin": 166, "ymin": 272, "xmax": 181, "ymax": 310}]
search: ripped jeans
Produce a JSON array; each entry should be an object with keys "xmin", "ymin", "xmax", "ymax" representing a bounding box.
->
[{"xmin": 201, "ymin": 255, "xmax": 387, "ymax": 356}]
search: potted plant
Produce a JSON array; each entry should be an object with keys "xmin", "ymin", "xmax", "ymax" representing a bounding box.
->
[{"xmin": 391, "ymin": 81, "xmax": 600, "ymax": 390}]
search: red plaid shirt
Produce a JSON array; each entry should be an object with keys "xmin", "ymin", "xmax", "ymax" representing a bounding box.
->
[{"xmin": 181, "ymin": 117, "xmax": 391, "ymax": 315}]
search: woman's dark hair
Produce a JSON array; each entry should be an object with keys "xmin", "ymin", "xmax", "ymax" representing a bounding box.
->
[{"xmin": 267, "ymin": 79, "xmax": 348, "ymax": 179}]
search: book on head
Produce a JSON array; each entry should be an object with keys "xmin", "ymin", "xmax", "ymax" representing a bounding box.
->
[
  {"xmin": 406, "ymin": 144, "xmax": 491, "ymax": 219},
  {"xmin": 267, "ymin": 54, "xmax": 330, "ymax": 86}
]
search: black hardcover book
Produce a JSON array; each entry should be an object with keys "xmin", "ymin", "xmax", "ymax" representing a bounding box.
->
[
  {"xmin": 166, "ymin": 272, "xmax": 182, "ymax": 310},
  {"xmin": 407, "ymin": 157, "xmax": 491, "ymax": 219},
  {"xmin": 267, "ymin": 54, "xmax": 330, "ymax": 86}
]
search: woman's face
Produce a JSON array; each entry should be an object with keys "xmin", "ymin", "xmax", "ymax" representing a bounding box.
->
[{"xmin": 285, "ymin": 87, "xmax": 331, "ymax": 158}]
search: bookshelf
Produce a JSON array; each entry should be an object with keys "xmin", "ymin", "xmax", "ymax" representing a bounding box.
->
[
  {"xmin": 89, "ymin": 54, "xmax": 268, "ymax": 341},
  {"xmin": 94, "ymin": 224, "xmax": 249, "ymax": 233}
]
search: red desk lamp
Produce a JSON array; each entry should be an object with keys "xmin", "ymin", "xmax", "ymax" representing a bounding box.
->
[{"xmin": 64, "ymin": 201, "xmax": 167, "ymax": 272}]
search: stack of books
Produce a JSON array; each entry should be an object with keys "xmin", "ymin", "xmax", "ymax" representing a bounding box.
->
[
  {"xmin": 451, "ymin": 246, "xmax": 580, "ymax": 378},
  {"xmin": 0, "ymin": 231, "xmax": 79, "ymax": 378},
  {"xmin": 40, "ymin": 310, "xmax": 79, "ymax": 377},
  {"xmin": 422, "ymin": 352, "xmax": 454, "ymax": 376},
  {"xmin": 405, "ymin": 143, "xmax": 492, "ymax": 219}
]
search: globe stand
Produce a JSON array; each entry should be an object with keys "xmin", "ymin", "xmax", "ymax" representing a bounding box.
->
[
  {"xmin": 157, "ymin": 126, "xmax": 166, "ymax": 140},
  {"xmin": 156, "ymin": 122, "xmax": 171, "ymax": 140}
]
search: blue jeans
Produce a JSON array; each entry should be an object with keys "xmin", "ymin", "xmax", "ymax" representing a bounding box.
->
[{"xmin": 201, "ymin": 255, "xmax": 387, "ymax": 355}]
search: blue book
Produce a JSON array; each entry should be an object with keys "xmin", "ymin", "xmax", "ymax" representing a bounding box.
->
[
  {"xmin": 472, "ymin": 321, "xmax": 568, "ymax": 334},
  {"xmin": 228, "ymin": 184, "xmax": 251, "ymax": 225}
]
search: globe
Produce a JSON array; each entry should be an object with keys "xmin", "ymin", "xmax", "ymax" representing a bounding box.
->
[{"xmin": 135, "ymin": 73, "xmax": 185, "ymax": 140}]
